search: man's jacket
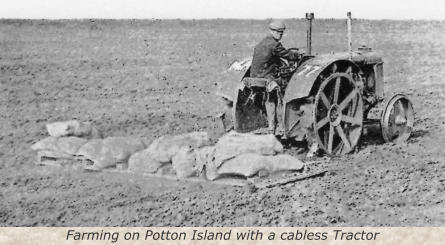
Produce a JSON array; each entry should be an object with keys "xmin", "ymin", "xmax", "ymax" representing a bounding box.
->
[{"xmin": 250, "ymin": 34, "xmax": 299, "ymax": 79}]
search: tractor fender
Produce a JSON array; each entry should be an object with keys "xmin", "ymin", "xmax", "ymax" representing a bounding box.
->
[
  {"xmin": 215, "ymin": 69, "xmax": 248, "ymax": 103},
  {"xmin": 284, "ymin": 53, "xmax": 362, "ymax": 103}
]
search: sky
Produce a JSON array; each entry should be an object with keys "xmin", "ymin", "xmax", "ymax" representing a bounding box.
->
[{"xmin": 1, "ymin": 0, "xmax": 445, "ymax": 20}]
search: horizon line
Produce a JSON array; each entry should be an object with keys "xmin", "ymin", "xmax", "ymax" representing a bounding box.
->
[{"xmin": 1, "ymin": 17, "xmax": 445, "ymax": 22}]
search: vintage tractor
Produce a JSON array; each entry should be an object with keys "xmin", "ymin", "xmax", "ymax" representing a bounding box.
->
[{"xmin": 216, "ymin": 12, "xmax": 414, "ymax": 156}]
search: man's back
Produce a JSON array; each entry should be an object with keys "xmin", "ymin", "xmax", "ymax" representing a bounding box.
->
[
  {"xmin": 251, "ymin": 34, "xmax": 299, "ymax": 79},
  {"xmin": 250, "ymin": 35, "xmax": 280, "ymax": 79}
]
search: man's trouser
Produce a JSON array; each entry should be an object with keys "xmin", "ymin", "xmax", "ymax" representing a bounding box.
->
[{"xmin": 265, "ymin": 80, "xmax": 284, "ymax": 133}]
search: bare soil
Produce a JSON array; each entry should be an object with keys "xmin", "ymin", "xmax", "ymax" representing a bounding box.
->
[{"xmin": 1, "ymin": 19, "xmax": 444, "ymax": 226}]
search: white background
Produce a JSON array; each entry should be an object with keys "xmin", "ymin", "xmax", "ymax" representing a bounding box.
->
[{"xmin": 0, "ymin": 0, "xmax": 444, "ymax": 19}]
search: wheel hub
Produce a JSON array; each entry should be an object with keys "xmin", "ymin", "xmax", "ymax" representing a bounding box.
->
[
  {"xmin": 328, "ymin": 104, "xmax": 342, "ymax": 126},
  {"xmin": 395, "ymin": 115, "xmax": 407, "ymax": 125}
]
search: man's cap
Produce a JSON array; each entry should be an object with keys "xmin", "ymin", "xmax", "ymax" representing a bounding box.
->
[{"xmin": 269, "ymin": 20, "xmax": 286, "ymax": 31}]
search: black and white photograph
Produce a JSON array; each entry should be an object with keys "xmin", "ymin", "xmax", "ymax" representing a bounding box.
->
[{"xmin": 1, "ymin": 0, "xmax": 444, "ymax": 227}]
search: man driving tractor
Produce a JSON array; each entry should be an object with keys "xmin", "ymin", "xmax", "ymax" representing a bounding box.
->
[{"xmin": 251, "ymin": 20, "xmax": 301, "ymax": 134}]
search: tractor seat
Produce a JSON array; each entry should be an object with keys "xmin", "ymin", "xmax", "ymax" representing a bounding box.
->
[{"xmin": 242, "ymin": 77, "xmax": 269, "ymax": 88}]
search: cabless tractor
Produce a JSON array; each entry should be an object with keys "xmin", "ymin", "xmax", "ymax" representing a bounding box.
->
[{"xmin": 216, "ymin": 12, "xmax": 414, "ymax": 156}]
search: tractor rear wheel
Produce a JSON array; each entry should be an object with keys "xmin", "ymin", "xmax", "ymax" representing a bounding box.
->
[{"xmin": 313, "ymin": 72, "xmax": 363, "ymax": 156}]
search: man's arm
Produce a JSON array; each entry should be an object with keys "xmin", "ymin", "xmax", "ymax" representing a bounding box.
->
[{"xmin": 272, "ymin": 42, "xmax": 300, "ymax": 61}]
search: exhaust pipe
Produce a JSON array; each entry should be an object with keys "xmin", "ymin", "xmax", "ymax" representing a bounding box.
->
[
  {"xmin": 347, "ymin": 12, "xmax": 352, "ymax": 60},
  {"xmin": 305, "ymin": 12, "xmax": 314, "ymax": 56}
]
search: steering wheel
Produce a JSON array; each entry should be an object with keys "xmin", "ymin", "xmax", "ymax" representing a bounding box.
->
[
  {"xmin": 278, "ymin": 48, "xmax": 302, "ymax": 75},
  {"xmin": 279, "ymin": 57, "xmax": 290, "ymax": 67}
]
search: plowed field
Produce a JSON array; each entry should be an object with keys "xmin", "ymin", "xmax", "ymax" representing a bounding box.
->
[{"xmin": 1, "ymin": 19, "xmax": 444, "ymax": 226}]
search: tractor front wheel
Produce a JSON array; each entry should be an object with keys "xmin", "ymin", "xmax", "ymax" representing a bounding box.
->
[{"xmin": 380, "ymin": 94, "xmax": 414, "ymax": 143}]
